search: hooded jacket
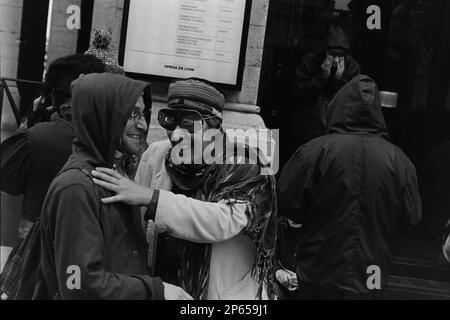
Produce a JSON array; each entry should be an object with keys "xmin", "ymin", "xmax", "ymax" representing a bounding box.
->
[
  {"xmin": 278, "ymin": 75, "xmax": 421, "ymax": 297},
  {"xmin": 40, "ymin": 73, "xmax": 164, "ymax": 299}
]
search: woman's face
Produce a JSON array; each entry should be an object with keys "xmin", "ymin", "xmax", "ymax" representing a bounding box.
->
[{"xmin": 122, "ymin": 96, "xmax": 149, "ymax": 156}]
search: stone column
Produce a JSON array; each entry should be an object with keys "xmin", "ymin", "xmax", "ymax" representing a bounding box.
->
[
  {"xmin": 0, "ymin": 0, "xmax": 24, "ymax": 134},
  {"xmin": 0, "ymin": 0, "xmax": 24, "ymax": 273},
  {"xmin": 46, "ymin": 0, "xmax": 82, "ymax": 66},
  {"xmin": 225, "ymin": 0, "xmax": 270, "ymax": 106},
  {"xmin": 91, "ymin": 0, "xmax": 124, "ymax": 56}
]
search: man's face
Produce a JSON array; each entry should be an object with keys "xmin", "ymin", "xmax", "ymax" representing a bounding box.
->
[
  {"xmin": 122, "ymin": 96, "xmax": 149, "ymax": 156},
  {"xmin": 167, "ymin": 120, "xmax": 211, "ymax": 164},
  {"xmin": 161, "ymin": 108, "xmax": 223, "ymax": 165}
]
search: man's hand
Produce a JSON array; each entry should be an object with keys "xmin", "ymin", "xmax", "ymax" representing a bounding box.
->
[
  {"xmin": 163, "ymin": 282, "xmax": 193, "ymax": 300},
  {"xmin": 321, "ymin": 54, "xmax": 333, "ymax": 79},
  {"xmin": 275, "ymin": 269, "xmax": 298, "ymax": 291},
  {"xmin": 91, "ymin": 167, "xmax": 153, "ymax": 206}
]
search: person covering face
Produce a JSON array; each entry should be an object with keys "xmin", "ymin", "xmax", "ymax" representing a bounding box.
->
[{"xmin": 291, "ymin": 26, "xmax": 361, "ymax": 148}]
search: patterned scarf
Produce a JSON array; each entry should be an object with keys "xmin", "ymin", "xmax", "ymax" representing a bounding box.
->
[
  {"xmin": 113, "ymin": 153, "xmax": 138, "ymax": 178},
  {"xmin": 164, "ymin": 140, "xmax": 278, "ymax": 300}
]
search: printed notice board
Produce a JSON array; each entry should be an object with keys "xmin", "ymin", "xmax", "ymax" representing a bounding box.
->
[{"xmin": 120, "ymin": 0, "xmax": 251, "ymax": 88}]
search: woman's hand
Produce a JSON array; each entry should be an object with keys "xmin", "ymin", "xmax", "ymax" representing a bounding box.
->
[{"xmin": 91, "ymin": 167, "xmax": 154, "ymax": 206}]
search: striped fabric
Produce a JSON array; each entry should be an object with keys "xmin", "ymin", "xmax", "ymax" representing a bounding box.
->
[{"xmin": 167, "ymin": 78, "xmax": 225, "ymax": 116}]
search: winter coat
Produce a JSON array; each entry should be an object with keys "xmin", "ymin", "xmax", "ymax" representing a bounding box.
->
[
  {"xmin": 40, "ymin": 73, "xmax": 164, "ymax": 299},
  {"xmin": 1, "ymin": 114, "xmax": 74, "ymax": 222},
  {"xmin": 278, "ymin": 75, "xmax": 421, "ymax": 297}
]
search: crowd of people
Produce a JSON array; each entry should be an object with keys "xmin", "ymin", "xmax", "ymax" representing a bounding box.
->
[{"xmin": 0, "ymin": 28, "xmax": 422, "ymax": 300}]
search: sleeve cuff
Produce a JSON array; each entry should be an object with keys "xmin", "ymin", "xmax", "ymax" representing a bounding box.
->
[
  {"xmin": 133, "ymin": 275, "xmax": 165, "ymax": 300},
  {"xmin": 144, "ymin": 189, "xmax": 160, "ymax": 222},
  {"xmin": 152, "ymin": 276, "xmax": 165, "ymax": 300}
]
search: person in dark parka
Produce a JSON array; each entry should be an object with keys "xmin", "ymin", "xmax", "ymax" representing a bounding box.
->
[
  {"xmin": 292, "ymin": 27, "xmax": 361, "ymax": 148},
  {"xmin": 278, "ymin": 75, "xmax": 422, "ymax": 299},
  {"xmin": 1, "ymin": 54, "xmax": 105, "ymax": 239},
  {"xmin": 40, "ymin": 73, "xmax": 191, "ymax": 300}
]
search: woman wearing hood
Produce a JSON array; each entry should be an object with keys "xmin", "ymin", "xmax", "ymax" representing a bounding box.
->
[{"xmin": 40, "ymin": 73, "xmax": 192, "ymax": 300}]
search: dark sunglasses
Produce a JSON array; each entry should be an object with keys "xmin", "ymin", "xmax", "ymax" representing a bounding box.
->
[{"xmin": 158, "ymin": 108, "xmax": 216, "ymax": 133}]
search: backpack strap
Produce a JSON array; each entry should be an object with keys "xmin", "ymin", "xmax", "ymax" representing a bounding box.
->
[{"xmin": 33, "ymin": 219, "xmax": 60, "ymax": 300}]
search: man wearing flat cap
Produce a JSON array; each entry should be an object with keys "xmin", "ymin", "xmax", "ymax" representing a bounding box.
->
[{"xmin": 92, "ymin": 78, "xmax": 278, "ymax": 300}]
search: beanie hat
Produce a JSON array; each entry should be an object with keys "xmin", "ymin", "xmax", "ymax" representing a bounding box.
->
[
  {"xmin": 166, "ymin": 78, "xmax": 225, "ymax": 119},
  {"xmin": 84, "ymin": 29, "xmax": 125, "ymax": 75}
]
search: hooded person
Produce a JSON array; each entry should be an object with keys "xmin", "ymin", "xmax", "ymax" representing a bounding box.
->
[
  {"xmin": 291, "ymin": 26, "xmax": 361, "ymax": 149},
  {"xmin": 278, "ymin": 75, "xmax": 422, "ymax": 299},
  {"xmin": 90, "ymin": 77, "xmax": 278, "ymax": 300},
  {"xmin": 39, "ymin": 73, "xmax": 192, "ymax": 300},
  {"xmin": 1, "ymin": 54, "xmax": 105, "ymax": 241}
]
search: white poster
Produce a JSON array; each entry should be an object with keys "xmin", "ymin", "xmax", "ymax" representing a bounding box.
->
[{"xmin": 123, "ymin": 0, "xmax": 248, "ymax": 86}]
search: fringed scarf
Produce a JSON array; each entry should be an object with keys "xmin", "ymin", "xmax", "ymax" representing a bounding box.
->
[
  {"xmin": 114, "ymin": 138, "xmax": 149, "ymax": 179},
  {"xmin": 113, "ymin": 153, "xmax": 139, "ymax": 179},
  {"xmin": 164, "ymin": 140, "xmax": 278, "ymax": 300}
]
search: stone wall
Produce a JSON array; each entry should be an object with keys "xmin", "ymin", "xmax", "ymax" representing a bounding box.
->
[
  {"xmin": 0, "ymin": 0, "xmax": 24, "ymax": 272},
  {"xmin": 0, "ymin": 0, "xmax": 23, "ymax": 136},
  {"xmin": 90, "ymin": 0, "xmax": 270, "ymax": 107}
]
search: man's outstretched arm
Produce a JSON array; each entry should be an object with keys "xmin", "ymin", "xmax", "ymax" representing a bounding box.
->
[{"xmin": 91, "ymin": 167, "xmax": 249, "ymax": 243}]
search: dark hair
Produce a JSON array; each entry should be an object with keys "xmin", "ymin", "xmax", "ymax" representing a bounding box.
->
[
  {"xmin": 43, "ymin": 54, "xmax": 105, "ymax": 108},
  {"xmin": 142, "ymin": 85, "xmax": 152, "ymax": 111}
]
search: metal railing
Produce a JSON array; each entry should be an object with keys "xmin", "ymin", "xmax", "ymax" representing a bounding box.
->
[{"xmin": 0, "ymin": 77, "xmax": 43, "ymax": 128}]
